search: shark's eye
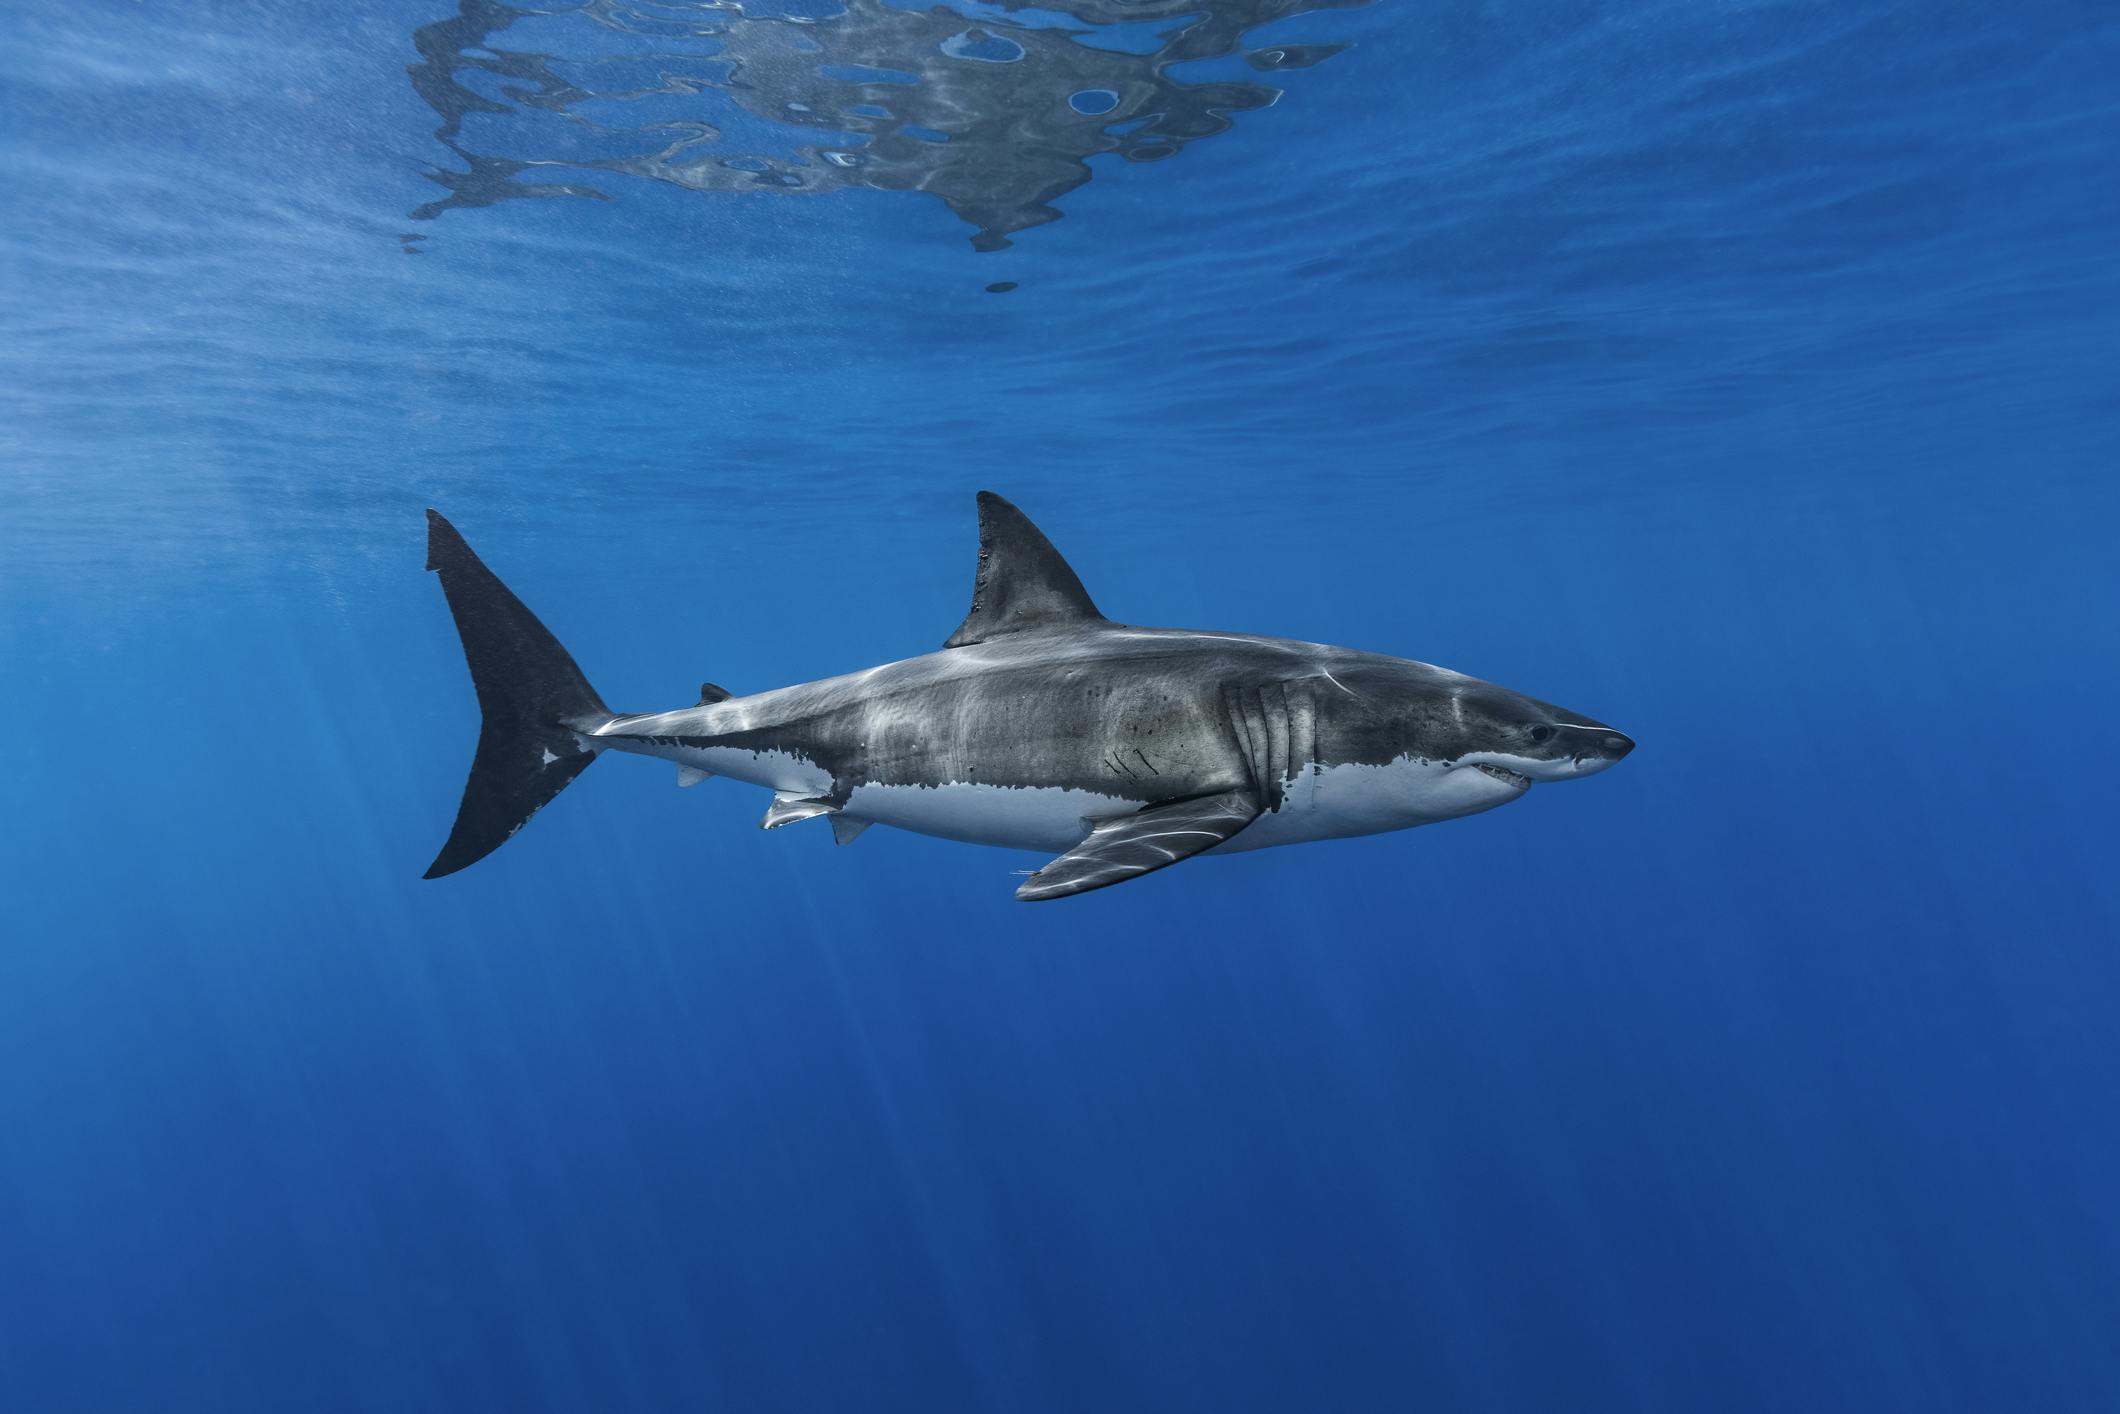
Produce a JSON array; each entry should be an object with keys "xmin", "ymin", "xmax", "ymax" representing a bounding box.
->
[{"xmin": 1529, "ymin": 725, "xmax": 1554, "ymax": 743}]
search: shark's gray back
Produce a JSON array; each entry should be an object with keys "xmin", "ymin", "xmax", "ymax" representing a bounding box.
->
[{"xmin": 616, "ymin": 622, "xmax": 1367, "ymax": 807}]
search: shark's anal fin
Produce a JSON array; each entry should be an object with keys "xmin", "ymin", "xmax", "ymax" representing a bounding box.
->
[
  {"xmin": 762, "ymin": 793, "xmax": 841, "ymax": 831},
  {"xmin": 1016, "ymin": 789, "xmax": 1260, "ymax": 902},
  {"xmin": 830, "ymin": 816, "xmax": 871, "ymax": 846},
  {"xmin": 698, "ymin": 682, "xmax": 731, "ymax": 705},
  {"xmin": 944, "ymin": 492, "xmax": 1107, "ymax": 648},
  {"xmin": 677, "ymin": 765, "xmax": 712, "ymax": 788}
]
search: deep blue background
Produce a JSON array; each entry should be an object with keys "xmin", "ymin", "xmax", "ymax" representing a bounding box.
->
[{"xmin": 4, "ymin": 1, "xmax": 2117, "ymax": 1410}]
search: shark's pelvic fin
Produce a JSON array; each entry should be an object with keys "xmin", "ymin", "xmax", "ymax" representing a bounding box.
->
[
  {"xmin": 762, "ymin": 794, "xmax": 841, "ymax": 831},
  {"xmin": 830, "ymin": 816, "xmax": 872, "ymax": 845},
  {"xmin": 676, "ymin": 765, "xmax": 712, "ymax": 788},
  {"xmin": 1015, "ymin": 789, "xmax": 1260, "ymax": 902},
  {"xmin": 698, "ymin": 682, "xmax": 731, "ymax": 705},
  {"xmin": 944, "ymin": 491, "xmax": 1107, "ymax": 649}
]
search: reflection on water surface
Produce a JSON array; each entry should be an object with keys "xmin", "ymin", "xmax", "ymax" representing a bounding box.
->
[{"xmin": 409, "ymin": 0, "xmax": 1366, "ymax": 249}]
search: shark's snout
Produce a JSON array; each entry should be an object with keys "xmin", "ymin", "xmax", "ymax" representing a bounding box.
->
[
  {"xmin": 1561, "ymin": 726, "xmax": 1634, "ymax": 777},
  {"xmin": 1451, "ymin": 721, "xmax": 1634, "ymax": 788}
]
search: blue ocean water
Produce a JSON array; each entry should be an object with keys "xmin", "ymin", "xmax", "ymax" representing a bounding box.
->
[{"xmin": 3, "ymin": 0, "xmax": 2117, "ymax": 1408}]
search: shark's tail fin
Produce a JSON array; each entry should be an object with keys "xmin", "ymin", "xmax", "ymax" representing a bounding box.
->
[{"xmin": 423, "ymin": 510, "xmax": 614, "ymax": 879}]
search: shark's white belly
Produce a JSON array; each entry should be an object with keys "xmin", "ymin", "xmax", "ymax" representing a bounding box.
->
[
  {"xmin": 1216, "ymin": 756, "xmax": 1521, "ymax": 853},
  {"xmin": 844, "ymin": 781, "xmax": 1139, "ymax": 852},
  {"xmin": 632, "ymin": 741, "xmax": 1517, "ymax": 856},
  {"xmin": 840, "ymin": 754, "xmax": 1518, "ymax": 856}
]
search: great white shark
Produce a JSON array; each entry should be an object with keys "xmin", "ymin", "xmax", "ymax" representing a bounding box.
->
[{"xmin": 424, "ymin": 493, "xmax": 1633, "ymax": 900}]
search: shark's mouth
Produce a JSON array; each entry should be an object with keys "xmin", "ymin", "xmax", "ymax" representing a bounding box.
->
[{"xmin": 1472, "ymin": 763, "xmax": 1533, "ymax": 790}]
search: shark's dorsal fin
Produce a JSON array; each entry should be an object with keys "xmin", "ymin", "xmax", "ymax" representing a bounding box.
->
[{"xmin": 944, "ymin": 491, "xmax": 1106, "ymax": 649}]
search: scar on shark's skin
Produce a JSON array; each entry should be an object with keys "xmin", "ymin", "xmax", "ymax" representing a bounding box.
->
[{"xmin": 422, "ymin": 493, "xmax": 1634, "ymax": 900}]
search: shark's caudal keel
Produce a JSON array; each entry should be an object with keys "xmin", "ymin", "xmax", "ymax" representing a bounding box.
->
[{"xmin": 423, "ymin": 494, "xmax": 1634, "ymax": 900}]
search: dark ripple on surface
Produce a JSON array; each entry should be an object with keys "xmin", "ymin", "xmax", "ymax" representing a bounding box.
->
[{"xmin": 408, "ymin": 0, "xmax": 1369, "ymax": 250}]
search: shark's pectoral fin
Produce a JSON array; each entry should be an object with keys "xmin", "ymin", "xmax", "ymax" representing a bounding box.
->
[
  {"xmin": 1015, "ymin": 790, "xmax": 1261, "ymax": 902},
  {"xmin": 676, "ymin": 765, "xmax": 712, "ymax": 788},
  {"xmin": 830, "ymin": 815, "xmax": 872, "ymax": 845}
]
